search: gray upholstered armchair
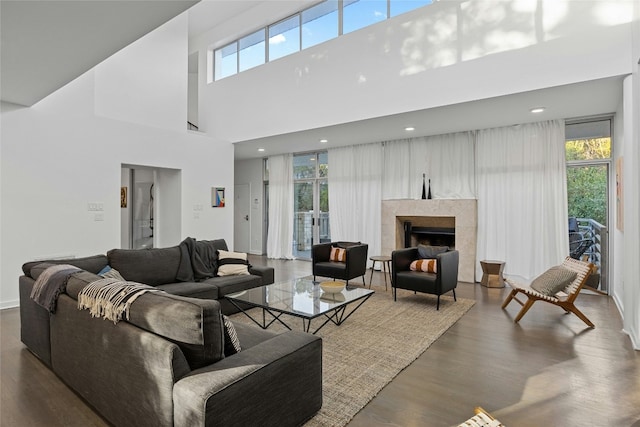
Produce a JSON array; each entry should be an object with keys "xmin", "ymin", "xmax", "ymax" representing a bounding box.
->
[
  {"xmin": 391, "ymin": 246, "xmax": 459, "ymax": 310},
  {"xmin": 312, "ymin": 241, "xmax": 368, "ymax": 286}
]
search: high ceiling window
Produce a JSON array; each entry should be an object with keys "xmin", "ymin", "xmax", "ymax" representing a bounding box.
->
[{"xmin": 212, "ymin": 0, "xmax": 433, "ymax": 81}]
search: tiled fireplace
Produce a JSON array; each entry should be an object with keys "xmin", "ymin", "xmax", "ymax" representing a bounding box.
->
[{"xmin": 382, "ymin": 199, "xmax": 477, "ymax": 283}]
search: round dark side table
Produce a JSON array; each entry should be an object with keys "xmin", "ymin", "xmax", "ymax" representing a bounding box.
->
[{"xmin": 369, "ymin": 256, "xmax": 391, "ymax": 290}]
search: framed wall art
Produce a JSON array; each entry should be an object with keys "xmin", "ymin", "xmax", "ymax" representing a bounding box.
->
[{"xmin": 212, "ymin": 187, "xmax": 225, "ymax": 207}]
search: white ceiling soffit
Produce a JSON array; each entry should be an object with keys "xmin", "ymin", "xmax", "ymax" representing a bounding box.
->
[
  {"xmin": 1, "ymin": 0, "xmax": 200, "ymax": 107},
  {"xmin": 233, "ymin": 76, "xmax": 624, "ymax": 160}
]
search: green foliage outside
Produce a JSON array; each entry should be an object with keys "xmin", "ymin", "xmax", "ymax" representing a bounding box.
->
[{"xmin": 565, "ymin": 138, "xmax": 610, "ymax": 225}]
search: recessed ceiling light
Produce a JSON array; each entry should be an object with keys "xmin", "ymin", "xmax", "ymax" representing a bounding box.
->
[
  {"xmin": 319, "ymin": 139, "xmax": 328, "ymax": 143},
  {"xmin": 310, "ymin": 157, "xmax": 316, "ymax": 161},
  {"xmin": 405, "ymin": 127, "xmax": 415, "ymax": 131},
  {"xmin": 530, "ymin": 107, "xmax": 546, "ymax": 113},
  {"xmin": 258, "ymin": 148, "xmax": 265, "ymax": 152}
]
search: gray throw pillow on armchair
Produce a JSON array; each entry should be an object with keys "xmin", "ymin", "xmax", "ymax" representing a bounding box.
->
[{"xmin": 417, "ymin": 244, "xmax": 449, "ymax": 259}]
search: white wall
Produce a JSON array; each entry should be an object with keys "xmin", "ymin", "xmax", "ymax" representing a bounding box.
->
[
  {"xmin": 620, "ymin": 1, "xmax": 640, "ymax": 349},
  {"xmin": 195, "ymin": 0, "xmax": 633, "ymax": 142},
  {"xmin": 0, "ymin": 14, "xmax": 234, "ymax": 308},
  {"xmin": 234, "ymin": 158, "xmax": 265, "ymax": 255}
]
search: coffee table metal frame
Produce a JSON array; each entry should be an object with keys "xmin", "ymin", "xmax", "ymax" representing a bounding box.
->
[{"xmin": 226, "ymin": 278, "xmax": 374, "ymax": 335}]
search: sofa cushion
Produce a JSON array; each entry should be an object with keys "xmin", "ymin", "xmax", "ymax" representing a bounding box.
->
[
  {"xmin": 203, "ymin": 275, "xmax": 262, "ymax": 298},
  {"xmin": 156, "ymin": 282, "xmax": 219, "ymax": 300},
  {"xmin": 66, "ymin": 271, "xmax": 225, "ymax": 369},
  {"xmin": 107, "ymin": 246, "xmax": 181, "ymax": 286},
  {"xmin": 23, "ymin": 255, "xmax": 108, "ymax": 278}
]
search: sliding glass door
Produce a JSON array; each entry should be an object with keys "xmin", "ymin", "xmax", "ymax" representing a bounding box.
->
[{"xmin": 293, "ymin": 152, "xmax": 330, "ymax": 259}]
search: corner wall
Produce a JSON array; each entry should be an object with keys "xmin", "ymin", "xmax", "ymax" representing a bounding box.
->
[{"xmin": 0, "ymin": 14, "xmax": 235, "ymax": 308}]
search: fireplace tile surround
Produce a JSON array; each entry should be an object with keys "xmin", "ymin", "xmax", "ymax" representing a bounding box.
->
[{"xmin": 382, "ymin": 199, "xmax": 477, "ymax": 283}]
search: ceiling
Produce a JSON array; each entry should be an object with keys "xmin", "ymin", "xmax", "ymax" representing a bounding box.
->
[
  {"xmin": 0, "ymin": 0, "xmax": 625, "ymax": 158},
  {"xmin": 1, "ymin": 0, "xmax": 199, "ymax": 107},
  {"xmin": 233, "ymin": 76, "xmax": 624, "ymax": 160}
]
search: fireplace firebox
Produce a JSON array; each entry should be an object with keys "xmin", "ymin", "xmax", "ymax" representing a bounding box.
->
[{"xmin": 403, "ymin": 221, "xmax": 455, "ymax": 248}]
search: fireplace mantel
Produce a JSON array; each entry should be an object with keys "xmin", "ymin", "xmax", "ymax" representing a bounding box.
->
[{"xmin": 382, "ymin": 199, "xmax": 477, "ymax": 283}]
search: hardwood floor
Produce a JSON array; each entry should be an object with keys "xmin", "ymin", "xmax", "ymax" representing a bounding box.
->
[{"xmin": 2, "ymin": 256, "xmax": 639, "ymax": 426}]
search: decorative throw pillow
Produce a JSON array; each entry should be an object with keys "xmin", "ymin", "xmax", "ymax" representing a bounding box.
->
[
  {"xmin": 222, "ymin": 315, "xmax": 241, "ymax": 356},
  {"xmin": 417, "ymin": 244, "xmax": 449, "ymax": 259},
  {"xmin": 530, "ymin": 265, "xmax": 577, "ymax": 296},
  {"xmin": 410, "ymin": 259, "xmax": 437, "ymax": 273},
  {"xmin": 98, "ymin": 266, "xmax": 126, "ymax": 281},
  {"xmin": 330, "ymin": 246, "xmax": 347, "ymax": 262},
  {"xmin": 217, "ymin": 250, "xmax": 250, "ymax": 276}
]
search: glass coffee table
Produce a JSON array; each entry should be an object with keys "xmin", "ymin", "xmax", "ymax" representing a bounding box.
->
[{"xmin": 226, "ymin": 278, "xmax": 374, "ymax": 334}]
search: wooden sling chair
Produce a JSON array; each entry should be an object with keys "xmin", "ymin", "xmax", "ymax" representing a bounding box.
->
[{"xmin": 501, "ymin": 257, "xmax": 595, "ymax": 328}]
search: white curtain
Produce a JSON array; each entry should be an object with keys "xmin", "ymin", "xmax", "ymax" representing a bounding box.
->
[
  {"xmin": 328, "ymin": 144, "xmax": 383, "ymax": 264},
  {"xmin": 382, "ymin": 132, "xmax": 476, "ymax": 199},
  {"xmin": 266, "ymin": 154, "xmax": 295, "ymax": 259},
  {"xmin": 475, "ymin": 120, "xmax": 569, "ymax": 280}
]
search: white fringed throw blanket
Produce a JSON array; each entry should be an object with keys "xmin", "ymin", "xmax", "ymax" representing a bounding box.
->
[{"xmin": 77, "ymin": 278, "xmax": 162, "ymax": 324}]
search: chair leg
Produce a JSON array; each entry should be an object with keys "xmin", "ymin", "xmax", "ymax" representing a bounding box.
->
[
  {"xmin": 452, "ymin": 289, "xmax": 457, "ymax": 301},
  {"xmin": 362, "ymin": 275, "xmax": 366, "ymax": 287},
  {"xmin": 436, "ymin": 295, "xmax": 440, "ymax": 310},
  {"xmin": 501, "ymin": 289, "xmax": 518, "ymax": 309},
  {"xmin": 313, "ymin": 275, "xmax": 316, "ymax": 282},
  {"xmin": 393, "ymin": 287, "xmax": 397, "ymax": 301},
  {"xmin": 514, "ymin": 297, "xmax": 536, "ymax": 323},
  {"xmin": 566, "ymin": 305, "xmax": 595, "ymax": 328}
]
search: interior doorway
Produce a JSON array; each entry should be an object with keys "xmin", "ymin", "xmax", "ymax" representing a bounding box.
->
[
  {"xmin": 121, "ymin": 165, "xmax": 182, "ymax": 249},
  {"xmin": 234, "ymin": 184, "xmax": 250, "ymax": 253}
]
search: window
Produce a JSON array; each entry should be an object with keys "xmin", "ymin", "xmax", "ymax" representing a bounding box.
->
[
  {"xmin": 390, "ymin": 0, "xmax": 433, "ymax": 17},
  {"xmin": 343, "ymin": 0, "xmax": 388, "ymax": 34},
  {"xmin": 302, "ymin": 0, "xmax": 339, "ymax": 49},
  {"xmin": 269, "ymin": 16, "xmax": 301, "ymax": 61},
  {"xmin": 214, "ymin": 42, "xmax": 238, "ymax": 80},
  {"xmin": 211, "ymin": 0, "xmax": 435, "ymax": 81},
  {"xmin": 239, "ymin": 30, "xmax": 266, "ymax": 72}
]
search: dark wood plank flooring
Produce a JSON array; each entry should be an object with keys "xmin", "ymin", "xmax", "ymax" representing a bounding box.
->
[{"xmin": 2, "ymin": 256, "xmax": 639, "ymax": 426}]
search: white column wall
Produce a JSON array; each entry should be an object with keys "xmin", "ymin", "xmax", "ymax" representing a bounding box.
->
[
  {"xmin": 0, "ymin": 14, "xmax": 234, "ymax": 308},
  {"xmin": 621, "ymin": 0, "xmax": 640, "ymax": 349}
]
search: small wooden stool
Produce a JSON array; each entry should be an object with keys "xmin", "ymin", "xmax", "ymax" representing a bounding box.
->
[
  {"xmin": 480, "ymin": 260, "xmax": 505, "ymax": 288},
  {"xmin": 369, "ymin": 256, "xmax": 391, "ymax": 290}
]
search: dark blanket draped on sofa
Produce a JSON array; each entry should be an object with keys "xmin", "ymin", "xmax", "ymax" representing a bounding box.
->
[{"xmin": 177, "ymin": 237, "xmax": 227, "ymax": 282}]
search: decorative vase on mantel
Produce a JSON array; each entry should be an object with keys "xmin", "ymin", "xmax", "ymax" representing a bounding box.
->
[{"xmin": 422, "ymin": 174, "xmax": 433, "ymax": 200}]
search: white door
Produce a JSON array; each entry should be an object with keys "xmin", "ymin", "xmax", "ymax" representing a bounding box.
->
[{"xmin": 234, "ymin": 184, "xmax": 251, "ymax": 253}]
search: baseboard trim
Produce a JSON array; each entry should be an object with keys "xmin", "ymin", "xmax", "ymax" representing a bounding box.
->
[{"xmin": 0, "ymin": 300, "xmax": 19, "ymax": 310}]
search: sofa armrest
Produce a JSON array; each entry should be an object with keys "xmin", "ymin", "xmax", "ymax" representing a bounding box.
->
[
  {"xmin": 437, "ymin": 250, "xmax": 459, "ymax": 292},
  {"xmin": 312, "ymin": 242, "xmax": 332, "ymax": 263},
  {"xmin": 345, "ymin": 244, "xmax": 368, "ymax": 277},
  {"xmin": 248, "ymin": 265, "xmax": 274, "ymax": 285},
  {"xmin": 173, "ymin": 331, "xmax": 322, "ymax": 427}
]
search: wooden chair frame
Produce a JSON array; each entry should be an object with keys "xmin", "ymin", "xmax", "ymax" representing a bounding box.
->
[{"xmin": 501, "ymin": 257, "xmax": 595, "ymax": 328}]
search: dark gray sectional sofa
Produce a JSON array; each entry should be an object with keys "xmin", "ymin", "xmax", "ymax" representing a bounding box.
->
[{"xmin": 18, "ymin": 239, "xmax": 323, "ymax": 427}]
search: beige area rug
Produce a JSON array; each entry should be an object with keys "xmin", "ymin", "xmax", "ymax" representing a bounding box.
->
[{"xmin": 229, "ymin": 279, "xmax": 475, "ymax": 427}]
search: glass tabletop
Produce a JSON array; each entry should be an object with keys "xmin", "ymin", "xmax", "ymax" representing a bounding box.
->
[{"xmin": 226, "ymin": 277, "xmax": 374, "ymax": 320}]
